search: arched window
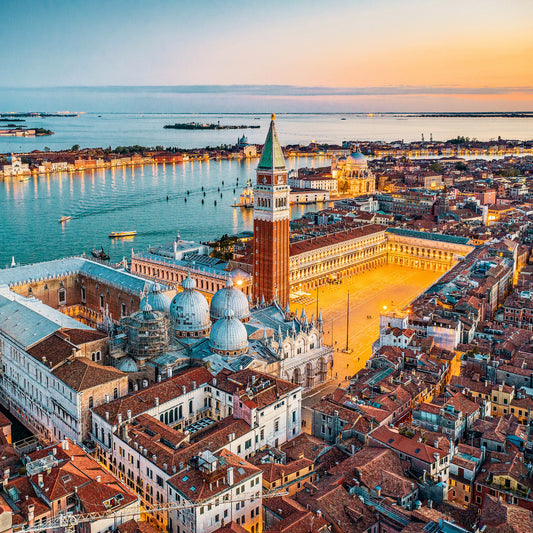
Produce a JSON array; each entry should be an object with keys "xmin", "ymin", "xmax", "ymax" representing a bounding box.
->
[
  {"xmin": 88, "ymin": 396, "xmax": 94, "ymax": 409},
  {"xmin": 113, "ymin": 387, "xmax": 118, "ymax": 400}
]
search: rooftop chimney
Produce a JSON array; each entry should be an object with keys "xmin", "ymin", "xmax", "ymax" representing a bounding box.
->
[
  {"xmin": 155, "ymin": 397, "xmax": 159, "ymax": 407},
  {"xmin": 105, "ymin": 394, "xmax": 110, "ymax": 403},
  {"xmin": 62, "ymin": 440, "xmax": 69, "ymax": 451},
  {"xmin": 96, "ymin": 475, "xmax": 101, "ymax": 483},
  {"xmin": 38, "ymin": 474, "xmax": 44, "ymax": 488},
  {"xmin": 105, "ymin": 411, "xmax": 109, "ymax": 421},
  {"xmin": 127, "ymin": 409, "xmax": 132, "ymax": 420},
  {"xmin": 227, "ymin": 467, "xmax": 234, "ymax": 486}
]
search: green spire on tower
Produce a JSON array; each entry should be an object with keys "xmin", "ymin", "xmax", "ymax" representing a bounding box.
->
[{"xmin": 257, "ymin": 113, "xmax": 286, "ymax": 171}]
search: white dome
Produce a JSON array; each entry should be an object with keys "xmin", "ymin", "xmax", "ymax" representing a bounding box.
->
[
  {"xmin": 210, "ymin": 277, "xmax": 250, "ymax": 321},
  {"xmin": 141, "ymin": 283, "xmax": 171, "ymax": 314},
  {"xmin": 346, "ymin": 151, "xmax": 367, "ymax": 166},
  {"xmin": 170, "ymin": 275, "xmax": 211, "ymax": 335},
  {"xmin": 209, "ymin": 308, "xmax": 249, "ymax": 355}
]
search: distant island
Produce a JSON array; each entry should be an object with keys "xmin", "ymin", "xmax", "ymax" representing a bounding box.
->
[
  {"xmin": 0, "ymin": 112, "xmax": 78, "ymax": 118},
  {"xmin": 0, "ymin": 127, "xmax": 53, "ymax": 137},
  {"xmin": 164, "ymin": 121, "xmax": 260, "ymax": 130}
]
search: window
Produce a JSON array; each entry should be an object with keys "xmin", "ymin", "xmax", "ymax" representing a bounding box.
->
[
  {"xmin": 100, "ymin": 294, "xmax": 105, "ymax": 308},
  {"xmin": 113, "ymin": 387, "xmax": 119, "ymax": 400},
  {"xmin": 88, "ymin": 396, "xmax": 93, "ymax": 409},
  {"xmin": 121, "ymin": 303, "xmax": 127, "ymax": 316},
  {"xmin": 274, "ymin": 419, "xmax": 279, "ymax": 432},
  {"xmin": 81, "ymin": 286, "xmax": 86, "ymax": 302},
  {"xmin": 245, "ymin": 439, "xmax": 252, "ymax": 450},
  {"xmin": 58, "ymin": 289, "xmax": 66, "ymax": 305}
]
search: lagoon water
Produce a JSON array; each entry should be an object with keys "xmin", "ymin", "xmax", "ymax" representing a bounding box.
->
[
  {"xmin": 0, "ymin": 156, "xmax": 330, "ymax": 268},
  {"xmin": 1, "ymin": 102, "xmax": 533, "ymax": 269},
  {"xmin": 1, "ymin": 112, "xmax": 533, "ymax": 153}
]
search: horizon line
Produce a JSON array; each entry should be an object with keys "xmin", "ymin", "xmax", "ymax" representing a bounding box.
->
[{"xmin": 2, "ymin": 84, "xmax": 533, "ymax": 97}]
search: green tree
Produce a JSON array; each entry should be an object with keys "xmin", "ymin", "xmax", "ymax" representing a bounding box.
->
[
  {"xmin": 71, "ymin": 144, "xmax": 80, "ymax": 151},
  {"xmin": 429, "ymin": 162, "xmax": 443, "ymax": 173}
]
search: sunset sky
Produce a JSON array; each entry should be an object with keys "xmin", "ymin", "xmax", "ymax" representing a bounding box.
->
[{"xmin": 1, "ymin": 0, "xmax": 532, "ymax": 111}]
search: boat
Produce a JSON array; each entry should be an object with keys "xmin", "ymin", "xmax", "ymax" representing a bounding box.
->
[
  {"xmin": 109, "ymin": 231, "xmax": 137, "ymax": 238},
  {"xmin": 58, "ymin": 216, "xmax": 71, "ymax": 223},
  {"xmin": 92, "ymin": 247, "xmax": 110, "ymax": 261}
]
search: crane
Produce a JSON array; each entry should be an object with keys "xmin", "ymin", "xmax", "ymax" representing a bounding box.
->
[{"xmin": 14, "ymin": 488, "xmax": 289, "ymax": 533}]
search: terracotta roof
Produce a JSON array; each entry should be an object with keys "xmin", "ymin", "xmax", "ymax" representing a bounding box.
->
[
  {"xmin": 279, "ymin": 434, "xmax": 328, "ymax": 462},
  {"xmin": 369, "ymin": 426, "xmax": 444, "ymax": 464},
  {"xmin": 27, "ymin": 333, "xmax": 77, "ymax": 367},
  {"xmin": 328, "ymin": 447, "xmax": 414, "ymax": 499},
  {"xmin": 480, "ymin": 494, "xmax": 533, "ymax": 533},
  {"xmin": 259, "ymin": 458, "xmax": 313, "ymax": 483},
  {"xmin": 168, "ymin": 449, "xmax": 261, "ymax": 502},
  {"xmin": 214, "ymin": 368, "xmax": 299, "ymax": 410},
  {"xmin": 52, "ymin": 357, "xmax": 125, "ymax": 391},
  {"xmin": 116, "ymin": 519, "xmax": 159, "ymax": 533},
  {"xmin": 289, "ymin": 224, "xmax": 384, "ymax": 256},
  {"xmin": 61, "ymin": 328, "xmax": 107, "ymax": 344},
  {"xmin": 295, "ymin": 482, "xmax": 377, "ymax": 533},
  {"xmin": 212, "ymin": 522, "xmax": 249, "ymax": 533},
  {"xmin": 261, "ymin": 496, "xmax": 328, "ymax": 533},
  {"xmin": 93, "ymin": 367, "xmax": 213, "ymax": 425},
  {"xmin": 21, "ymin": 440, "xmax": 137, "ymax": 515}
]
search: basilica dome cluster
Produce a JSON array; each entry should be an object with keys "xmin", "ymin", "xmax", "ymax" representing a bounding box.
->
[{"xmin": 111, "ymin": 265, "xmax": 332, "ymax": 391}]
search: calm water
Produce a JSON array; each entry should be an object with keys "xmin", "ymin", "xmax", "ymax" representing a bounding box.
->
[
  {"xmin": 0, "ymin": 156, "xmax": 330, "ymax": 268},
  {"xmin": 1, "ymin": 112, "xmax": 533, "ymax": 153},
  {"xmin": 1, "ymin": 108, "xmax": 533, "ymax": 268}
]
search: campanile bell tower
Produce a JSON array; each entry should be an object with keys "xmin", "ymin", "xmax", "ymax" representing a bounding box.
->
[{"xmin": 253, "ymin": 114, "xmax": 290, "ymax": 306}]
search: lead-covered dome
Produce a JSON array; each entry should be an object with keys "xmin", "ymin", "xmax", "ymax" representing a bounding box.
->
[
  {"xmin": 210, "ymin": 277, "xmax": 250, "ymax": 322},
  {"xmin": 346, "ymin": 151, "xmax": 367, "ymax": 166},
  {"xmin": 170, "ymin": 275, "xmax": 211, "ymax": 338},
  {"xmin": 141, "ymin": 283, "xmax": 171, "ymax": 314},
  {"xmin": 209, "ymin": 308, "xmax": 249, "ymax": 356}
]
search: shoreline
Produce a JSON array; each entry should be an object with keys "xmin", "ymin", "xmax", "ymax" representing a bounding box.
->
[{"xmin": 2, "ymin": 140, "xmax": 533, "ymax": 181}]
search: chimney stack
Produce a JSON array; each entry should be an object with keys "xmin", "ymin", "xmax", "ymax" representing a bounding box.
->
[
  {"xmin": 62, "ymin": 440, "xmax": 69, "ymax": 451},
  {"xmin": 28, "ymin": 504, "xmax": 35, "ymax": 526},
  {"xmin": 227, "ymin": 467, "xmax": 234, "ymax": 486}
]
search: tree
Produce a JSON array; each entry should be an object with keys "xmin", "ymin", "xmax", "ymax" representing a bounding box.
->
[
  {"xmin": 71, "ymin": 144, "xmax": 80, "ymax": 151},
  {"xmin": 455, "ymin": 162, "xmax": 467, "ymax": 171},
  {"xmin": 44, "ymin": 146, "xmax": 50, "ymax": 152},
  {"xmin": 429, "ymin": 162, "xmax": 443, "ymax": 174}
]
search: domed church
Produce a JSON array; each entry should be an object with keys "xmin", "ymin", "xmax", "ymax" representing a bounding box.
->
[
  {"xmin": 332, "ymin": 149, "xmax": 376, "ymax": 195},
  {"xmin": 109, "ymin": 271, "xmax": 333, "ymax": 391}
]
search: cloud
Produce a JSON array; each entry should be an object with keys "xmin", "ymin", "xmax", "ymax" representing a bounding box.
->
[{"xmin": 43, "ymin": 85, "xmax": 533, "ymax": 96}]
